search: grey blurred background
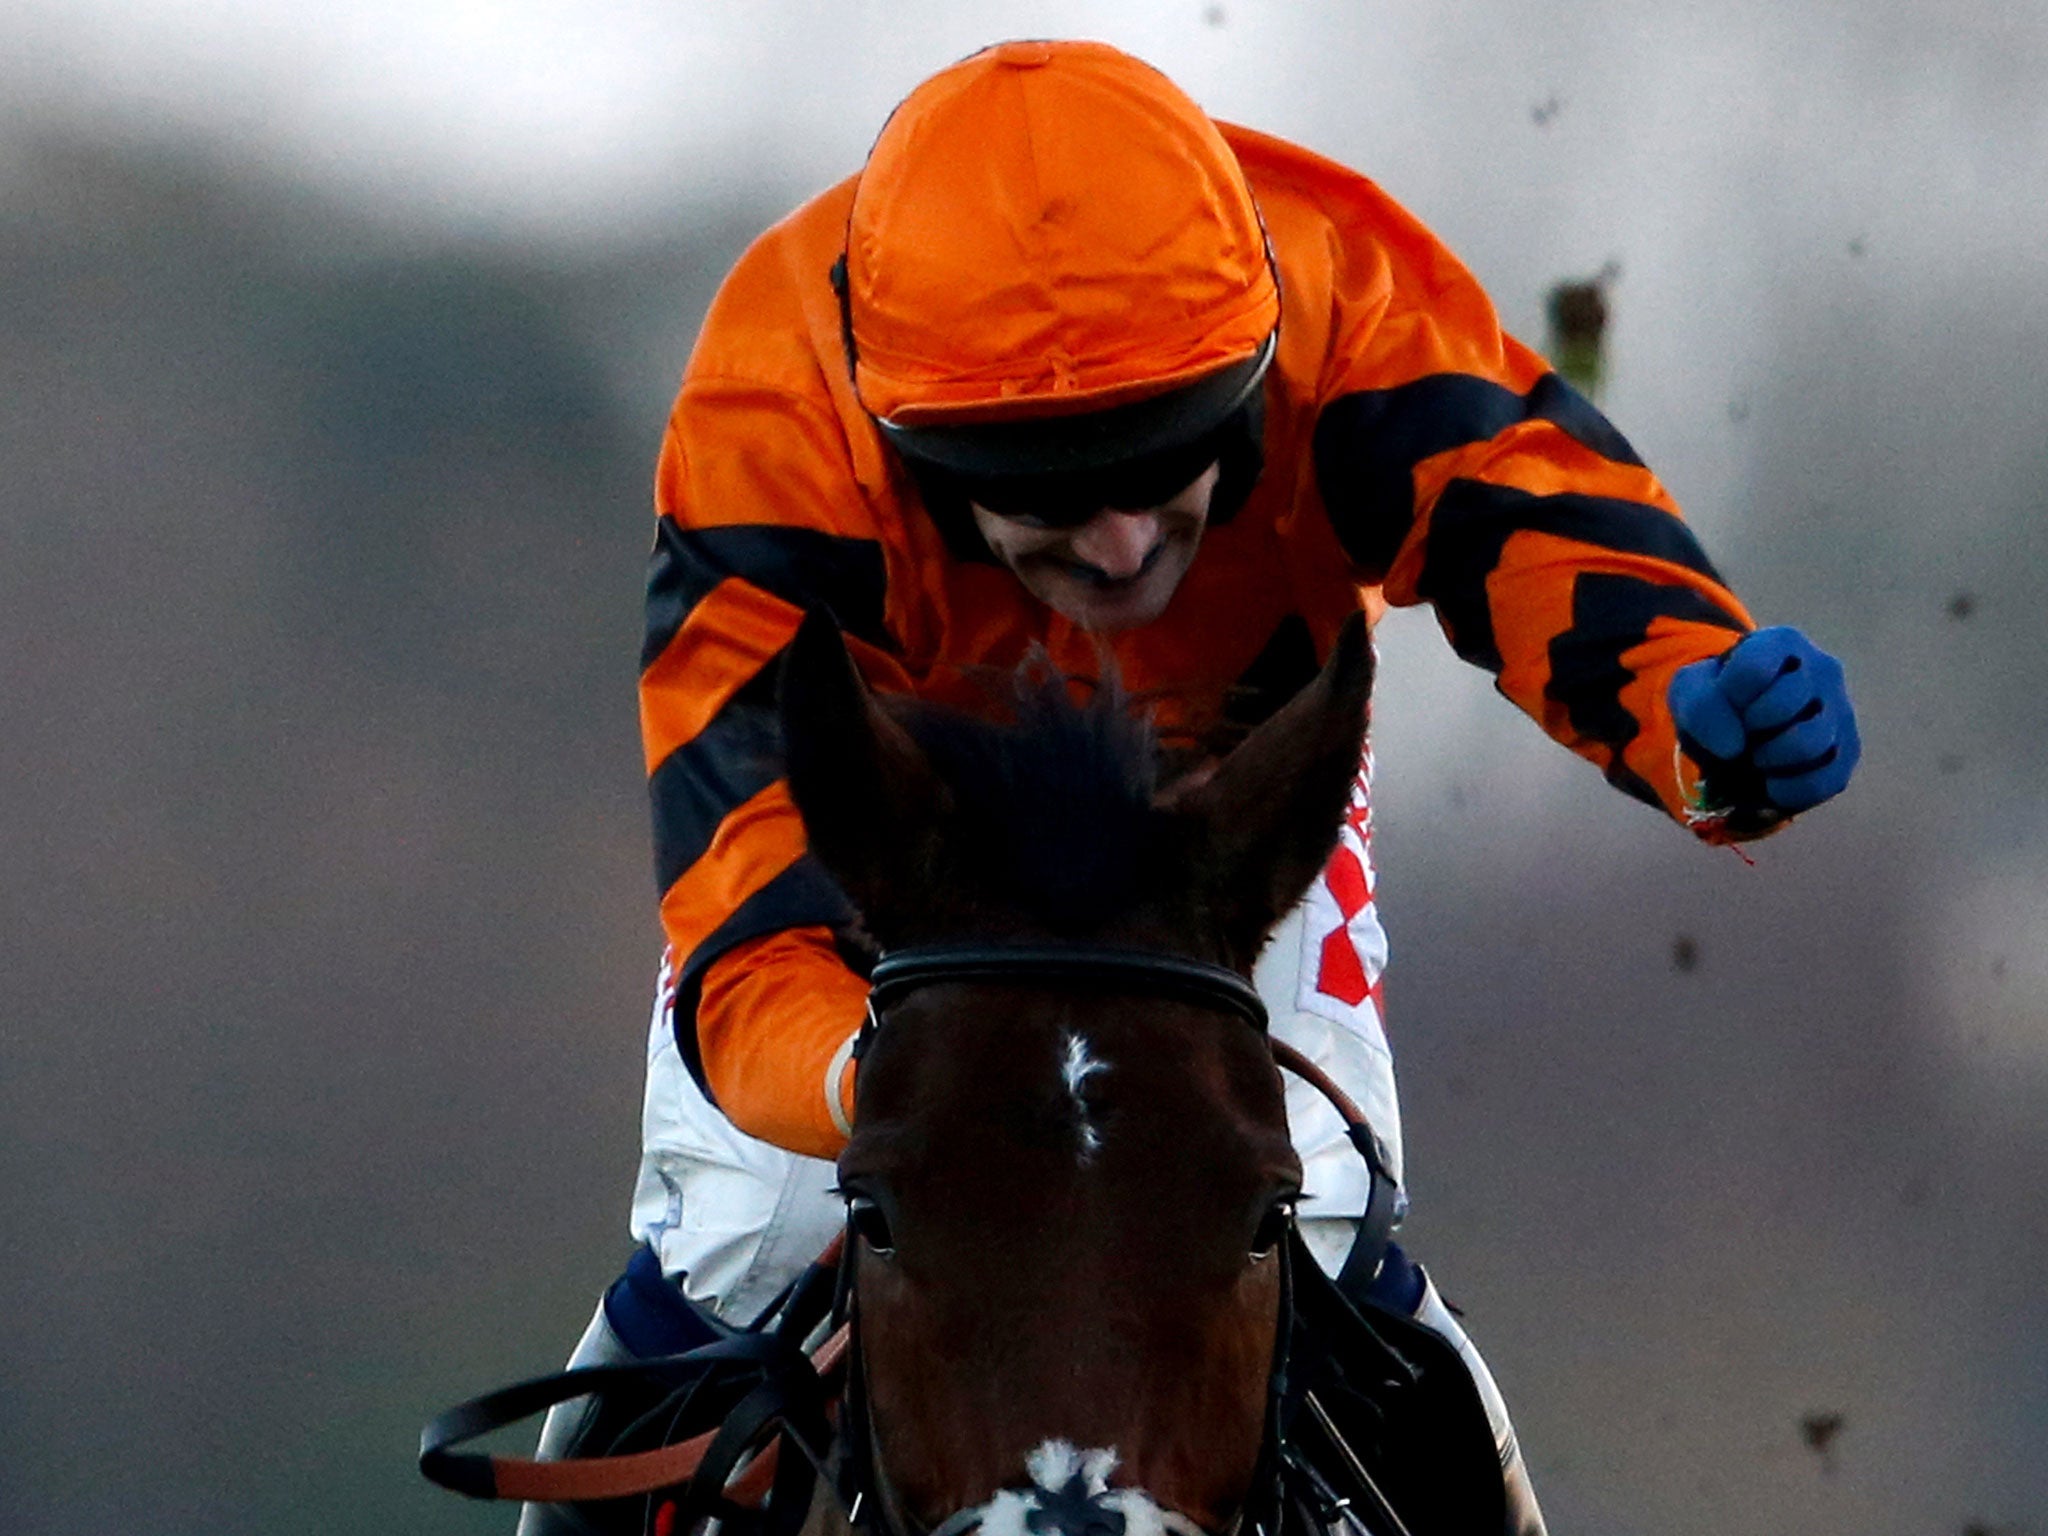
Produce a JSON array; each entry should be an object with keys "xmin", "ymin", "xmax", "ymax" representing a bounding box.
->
[{"xmin": 2, "ymin": 2, "xmax": 2043, "ymax": 1533}]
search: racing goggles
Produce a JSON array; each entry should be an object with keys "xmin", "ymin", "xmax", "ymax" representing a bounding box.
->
[
  {"xmin": 936, "ymin": 429, "xmax": 1229, "ymax": 529},
  {"xmin": 875, "ymin": 333, "xmax": 1276, "ymax": 530}
]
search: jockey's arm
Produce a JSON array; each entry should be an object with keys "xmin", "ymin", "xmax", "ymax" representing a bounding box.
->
[
  {"xmin": 642, "ymin": 354, "xmax": 901, "ymax": 1158},
  {"xmin": 1304, "ymin": 187, "xmax": 1838, "ymax": 841},
  {"xmin": 695, "ymin": 928, "xmax": 866, "ymax": 1159}
]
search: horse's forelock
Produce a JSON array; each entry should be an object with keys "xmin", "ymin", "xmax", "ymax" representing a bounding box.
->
[{"xmin": 889, "ymin": 665, "xmax": 1164, "ymax": 931}]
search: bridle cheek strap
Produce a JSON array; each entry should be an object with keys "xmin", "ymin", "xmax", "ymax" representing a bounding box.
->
[{"xmin": 1264, "ymin": 1038, "xmax": 1402, "ymax": 1297}]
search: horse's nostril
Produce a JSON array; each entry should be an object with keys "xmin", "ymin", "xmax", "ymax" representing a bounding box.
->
[
  {"xmin": 1025, "ymin": 1471, "xmax": 1130, "ymax": 1536},
  {"xmin": 1024, "ymin": 1504, "xmax": 1127, "ymax": 1536}
]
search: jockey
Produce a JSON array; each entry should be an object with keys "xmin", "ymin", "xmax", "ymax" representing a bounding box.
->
[{"xmin": 523, "ymin": 39, "xmax": 1859, "ymax": 1536}]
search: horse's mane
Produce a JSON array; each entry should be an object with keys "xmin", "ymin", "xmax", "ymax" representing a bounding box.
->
[{"xmin": 887, "ymin": 663, "xmax": 1164, "ymax": 930}]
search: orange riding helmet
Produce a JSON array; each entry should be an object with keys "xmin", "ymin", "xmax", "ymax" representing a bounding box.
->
[{"xmin": 835, "ymin": 39, "xmax": 1279, "ymax": 490}]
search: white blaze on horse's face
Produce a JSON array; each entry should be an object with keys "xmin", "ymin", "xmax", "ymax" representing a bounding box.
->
[
  {"xmin": 1059, "ymin": 1031, "xmax": 1110, "ymax": 1161},
  {"xmin": 970, "ymin": 1440, "xmax": 1209, "ymax": 1536}
]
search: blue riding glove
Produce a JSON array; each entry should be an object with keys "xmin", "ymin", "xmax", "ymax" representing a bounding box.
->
[{"xmin": 1668, "ymin": 625, "xmax": 1860, "ymax": 830}]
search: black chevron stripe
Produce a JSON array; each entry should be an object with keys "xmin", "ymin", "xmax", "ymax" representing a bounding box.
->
[
  {"xmin": 643, "ymin": 518, "xmax": 890, "ymax": 670},
  {"xmin": 1549, "ymin": 571, "xmax": 1748, "ymax": 807},
  {"xmin": 1314, "ymin": 370, "xmax": 1644, "ymax": 575},
  {"xmin": 666, "ymin": 858, "xmax": 859, "ymax": 1102},
  {"xmin": 1418, "ymin": 482, "xmax": 1730, "ymax": 674}
]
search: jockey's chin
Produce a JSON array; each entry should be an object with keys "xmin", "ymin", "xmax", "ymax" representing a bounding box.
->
[{"xmin": 971, "ymin": 462, "xmax": 1218, "ymax": 633}]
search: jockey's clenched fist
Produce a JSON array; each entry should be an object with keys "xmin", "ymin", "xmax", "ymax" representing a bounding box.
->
[{"xmin": 1670, "ymin": 625, "xmax": 1861, "ymax": 821}]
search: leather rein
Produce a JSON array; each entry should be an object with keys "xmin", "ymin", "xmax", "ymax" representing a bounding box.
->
[{"xmin": 420, "ymin": 941, "xmax": 1402, "ymax": 1536}]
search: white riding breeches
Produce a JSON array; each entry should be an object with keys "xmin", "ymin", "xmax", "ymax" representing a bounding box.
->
[{"xmin": 629, "ymin": 769, "xmax": 1402, "ymax": 1323}]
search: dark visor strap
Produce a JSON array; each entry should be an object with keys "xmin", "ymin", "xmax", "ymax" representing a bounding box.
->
[{"xmin": 873, "ymin": 331, "xmax": 1275, "ymax": 480}]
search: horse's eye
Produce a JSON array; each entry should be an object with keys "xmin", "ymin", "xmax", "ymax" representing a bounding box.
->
[
  {"xmin": 848, "ymin": 1195, "xmax": 896, "ymax": 1257},
  {"xmin": 1250, "ymin": 1200, "xmax": 1295, "ymax": 1261}
]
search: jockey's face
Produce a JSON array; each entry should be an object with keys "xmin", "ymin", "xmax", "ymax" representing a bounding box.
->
[{"xmin": 970, "ymin": 461, "xmax": 1219, "ymax": 633}]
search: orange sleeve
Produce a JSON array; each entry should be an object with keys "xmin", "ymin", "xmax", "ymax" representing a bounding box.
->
[
  {"xmin": 697, "ymin": 927, "xmax": 868, "ymax": 1159},
  {"xmin": 1298, "ymin": 170, "xmax": 1754, "ymax": 833},
  {"xmin": 642, "ymin": 217, "xmax": 916, "ymax": 1148}
]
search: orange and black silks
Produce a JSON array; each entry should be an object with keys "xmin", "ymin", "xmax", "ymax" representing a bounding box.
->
[{"xmin": 641, "ymin": 126, "xmax": 1754, "ymax": 1159}]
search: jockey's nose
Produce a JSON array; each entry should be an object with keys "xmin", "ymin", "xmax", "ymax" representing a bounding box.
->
[{"xmin": 1066, "ymin": 510, "xmax": 1162, "ymax": 580}]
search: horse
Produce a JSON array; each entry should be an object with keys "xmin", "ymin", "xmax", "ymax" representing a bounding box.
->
[
  {"xmin": 777, "ymin": 607, "xmax": 1375, "ymax": 1536},
  {"xmin": 420, "ymin": 607, "xmax": 1505, "ymax": 1536}
]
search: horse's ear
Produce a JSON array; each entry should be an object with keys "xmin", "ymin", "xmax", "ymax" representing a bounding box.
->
[
  {"xmin": 1166, "ymin": 612, "xmax": 1374, "ymax": 967},
  {"xmin": 779, "ymin": 609, "xmax": 946, "ymax": 931}
]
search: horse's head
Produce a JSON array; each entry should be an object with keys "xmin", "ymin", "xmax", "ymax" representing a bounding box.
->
[{"xmin": 781, "ymin": 614, "xmax": 1373, "ymax": 1536}]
